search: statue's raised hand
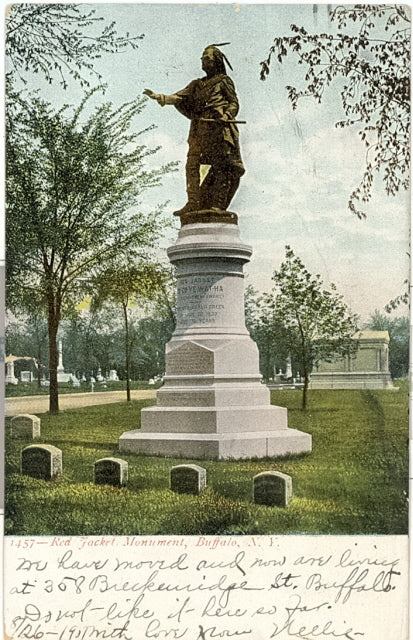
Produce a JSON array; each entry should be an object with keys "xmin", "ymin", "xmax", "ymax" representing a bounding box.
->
[{"xmin": 143, "ymin": 89, "xmax": 159, "ymax": 100}]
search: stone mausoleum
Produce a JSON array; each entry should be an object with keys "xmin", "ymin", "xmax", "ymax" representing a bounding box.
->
[{"xmin": 309, "ymin": 330, "xmax": 394, "ymax": 390}]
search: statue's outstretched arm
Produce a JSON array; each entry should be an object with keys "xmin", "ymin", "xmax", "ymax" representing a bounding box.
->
[{"xmin": 143, "ymin": 89, "xmax": 182, "ymax": 107}]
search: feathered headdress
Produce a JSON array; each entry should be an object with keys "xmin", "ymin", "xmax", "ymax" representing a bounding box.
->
[{"xmin": 204, "ymin": 42, "xmax": 233, "ymax": 71}]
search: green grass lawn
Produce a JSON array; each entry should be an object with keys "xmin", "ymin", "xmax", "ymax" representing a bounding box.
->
[
  {"xmin": 5, "ymin": 380, "xmax": 162, "ymax": 397},
  {"xmin": 5, "ymin": 382, "xmax": 408, "ymax": 536}
]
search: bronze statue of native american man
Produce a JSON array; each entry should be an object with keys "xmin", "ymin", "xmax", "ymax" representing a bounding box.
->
[{"xmin": 144, "ymin": 44, "xmax": 245, "ymax": 216}]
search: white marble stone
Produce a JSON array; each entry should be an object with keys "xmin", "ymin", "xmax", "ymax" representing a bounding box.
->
[
  {"xmin": 254, "ymin": 471, "xmax": 293, "ymax": 507},
  {"xmin": 22, "ymin": 444, "xmax": 62, "ymax": 480},
  {"xmin": 57, "ymin": 340, "xmax": 64, "ymax": 373},
  {"xmin": 119, "ymin": 222, "xmax": 312, "ymax": 460},
  {"xmin": 11, "ymin": 414, "xmax": 41, "ymax": 439},
  {"xmin": 6, "ymin": 361, "xmax": 18, "ymax": 385},
  {"xmin": 170, "ymin": 464, "xmax": 206, "ymax": 494}
]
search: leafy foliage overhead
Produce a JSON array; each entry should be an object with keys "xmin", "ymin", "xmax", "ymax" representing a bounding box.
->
[
  {"xmin": 6, "ymin": 3, "xmax": 143, "ymax": 88},
  {"xmin": 6, "ymin": 89, "xmax": 175, "ymax": 313},
  {"xmin": 260, "ymin": 4, "xmax": 410, "ymax": 218}
]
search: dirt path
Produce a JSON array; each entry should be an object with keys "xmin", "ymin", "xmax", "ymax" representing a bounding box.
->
[{"xmin": 5, "ymin": 390, "xmax": 156, "ymax": 416}]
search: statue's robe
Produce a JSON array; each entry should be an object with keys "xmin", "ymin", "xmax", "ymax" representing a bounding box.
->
[{"xmin": 174, "ymin": 73, "xmax": 245, "ymax": 175}]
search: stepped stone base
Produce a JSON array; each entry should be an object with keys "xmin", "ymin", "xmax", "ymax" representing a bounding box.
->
[
  {"xmin": 119, "ymin": 428, "xmax": 311, "ymax": 460},
  {"xmin": 119, "ymin": 221, "xmax": 312, "ymax": 461}
]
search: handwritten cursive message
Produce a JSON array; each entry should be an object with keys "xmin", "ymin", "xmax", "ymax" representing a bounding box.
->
[{"xmin": 4, "ymin": 535, "xmax": 407, "ymax": 640}]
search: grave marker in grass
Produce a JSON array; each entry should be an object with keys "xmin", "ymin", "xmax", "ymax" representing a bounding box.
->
[
  {"xmin": 253, "ymin": 471, "xmax": 292, "ymax": 507},
  {"xmin": 94, "ymin": 458, "xmax": 128, "ymax": 487},
  {"xmin": 22, "ymin": 444, "xmax": 62, "ymax": 480},
  {"xmin": 170, "ymin": 464, "xmax": 206, "ymax": 495},
  {"xmin": 11, "ymin": 414, "xmax": 40, "ymax": 439}
]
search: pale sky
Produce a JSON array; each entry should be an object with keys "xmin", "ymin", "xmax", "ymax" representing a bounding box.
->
[{"xmin": 7, "ymin": 2, "xmax": 410, "ymax": 322}]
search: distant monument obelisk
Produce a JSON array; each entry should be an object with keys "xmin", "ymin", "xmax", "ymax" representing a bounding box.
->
[
  {"xmin": 57, "ymin": 340, "xmax": 64, "ymax": 374},
  {"xmin": 285, "ymin": 355, "xmax": 293, "ymax": 379},
  {"xmin": 119, "ymin": 44, "xmax": 311, "ymax": 459}
]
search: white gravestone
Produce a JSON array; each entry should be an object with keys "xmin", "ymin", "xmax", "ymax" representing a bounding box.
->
[
  {"xmin": 94, "ymin": 458, "xmax": 128, "ymax": 487},
  {"xmin": 11, "ymin": 414, "xmax": 41, "ymax": 439},
  {"xmin": 285, "ymin": 356, "xmax": 293, "ymax": 379},
  {"xmin": 253, "ymin": 471, "xmax": 293, "ymax": 507},
  {"xmin": 170, "ymin": 464, "xmax": 207, "ymax": 495},
  {"xmin": 56, "ymin": 339, "xmax": 72, "ymax": 382},
  {"xmin": 310, "ymin": 330, "xmax": 394, "ymax": 389},
  {"xmin": 22, "ymin": 444, "xmax": 62, "ymax": 480}
]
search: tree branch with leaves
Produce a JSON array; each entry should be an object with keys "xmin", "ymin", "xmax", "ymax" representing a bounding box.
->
[
  {"xmin": 6, "ymin": 3, "xmax": 143, "ymax": 89},
  {"xmin": 260, "ymin": 4, "xmax": 410, "ymax": 219}
]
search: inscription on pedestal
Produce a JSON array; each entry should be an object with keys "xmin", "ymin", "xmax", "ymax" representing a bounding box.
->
[
  {"xmin": 176, "ymin": 275, "xmax": 225, "ymax": 325},
  {"xmin": 167, "ymin": 342, "xmax": 214, "ymax": 376}
]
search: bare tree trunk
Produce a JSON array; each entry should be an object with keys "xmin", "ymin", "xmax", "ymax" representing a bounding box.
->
[
  {"xmin": 47, "ymin": 285, "xmax": 60, "ymax": 414},
  {"xmin": 123, "ymin": 303, "xmax": 131, "ymax": 402},
  {"xmin": 48, "ymin": 319, "xmax": 59, "ymax": 413},
  {"xmin": 302, "ymin": 370, "xmax": 309, "ymax": 410}
]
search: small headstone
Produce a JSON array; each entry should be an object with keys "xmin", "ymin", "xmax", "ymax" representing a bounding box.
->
[
  {"xmin": 22, "ymin": 445, "xmax": 62, "ymax": 480},
  {"xmin": 253, "ymin": 471, "xmax": 292, "ymax": 507},
  {"xmin": 94, "ymin": 458, "xmax": 128, "ymax": 487},
  {"xmin": 20, "ymin": 371, "xmax": 33, "ymax": 383},
  {"xmin": 11, "ymin": 414, "xmax": 41, "ymax": 439},
  {"xmin": 170, "ymin": 464, "xmax": 206, "ymax": 495}
]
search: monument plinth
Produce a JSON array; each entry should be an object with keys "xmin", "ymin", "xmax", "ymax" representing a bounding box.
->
[{"xmin": 119, "ymin": 220, "xmax": 312, "ymax": 459}]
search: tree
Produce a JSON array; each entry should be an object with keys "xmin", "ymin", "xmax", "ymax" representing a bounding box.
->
[
  {"xmin": 6, "ymin": 91, "xmax": 175, "ymax": 413},
  {"xmin": 245, "ymin": 285, "xmax": 288, "ymax": 380},
  {"xmin": 6, "ymin": 3, "xmax": 142, "ymax": 89},
  {"xmin": 260, "ymin": 4, "xmax": 410, "ymax": 219},
  {"xmin": 364, "ymin": 309, "xmax": 409, "ymax": 378},
  {"xmin": 133, "ymin": 313, "xmax": 175, "ymax": 380},
  {"xmin": 60, "ymin": 310, "xmax": 117, "ymax": 380},
  {"xmin": 265, "ymin": 247, "xmax": 359, "ymax": 409},
  {"xmin": 91, "ymin": 260, "xmax": 172, "ymax": 401}
]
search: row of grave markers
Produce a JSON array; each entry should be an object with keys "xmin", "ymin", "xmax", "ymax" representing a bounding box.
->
[
  {"xmin": 20, "ymin": 445, "xmax": 292, "ymax": 507},
  {"xmin": 12, "ymin": 414, "xmax": 293, "ymax": 507}
]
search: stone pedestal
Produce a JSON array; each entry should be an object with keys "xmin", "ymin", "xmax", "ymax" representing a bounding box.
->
[{"xmin": 119, "ymin": 221, "xmax": 311, "ymax": 460}]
